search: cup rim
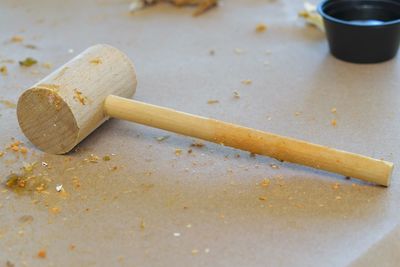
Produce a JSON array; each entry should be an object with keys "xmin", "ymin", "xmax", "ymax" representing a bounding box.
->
[{"xmin": 317, "ymin": 0, "xmax": 400, "ymax": 27}]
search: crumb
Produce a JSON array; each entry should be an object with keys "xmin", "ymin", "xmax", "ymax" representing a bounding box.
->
[
  {"xmin": 25, "ymin": 44, "xmax": 37, "ymax": 49},
  {"xmin": 192, "ymin": 249, "xmax": 199, "ymax": 255},
  {"xmin": 173, "ymin": 232, "xmax": 181, "ymax": 237},
  {"xmin": 103, "ymin": 155, "xmax": 111, "ymax": 161},
  {"xmin": 204, "ymin": 248, "xmax": 210, "ymax": 253},
  {"xmin": 299, "ymin": 2, "xmax": 324, "ymax": 31},
  {"xmin": 73, "ymin": 89, "xmax": 87, "ymax": 105},
  {"xmin": 187, "ymin": 149, "xmax": 193, "ymax": 154},
  {"xmin": 11, "ymin": 35, "xmax": 23, "ymax": 43},
  {"xmin": 37, "ymin": 249, "xmax": 46, "ymax": 258},
  {"xmin": 259, "ymin": 196, "xmax": 267, "ymax": 201},
  {"xmin": 335, "ymin": 196, "xmax": 342, "ymax": 200},
  {"xmin": 207, "ymin": 99, "xmax": 219, "ymax": 104},
  {"xmin": 241, "ymin": 79, "xmax": 252, "ymax": 85},
  {"xmin": 209, "ymin": 49, "xmax": 215, "ymax": 55},
  {"xmin": 8, "ymin": 140, "xmax": 22, "ymax": 152},
  {"xmin": 19, "ymin": 57, "xmax": 37, "ymax": 67},
  {"xmin": 270, "ymin": 163, "xmax": 279, "ymax": 169},
  {"xmin": 332, "ymin": 183, "xmax": 340, "ymax": 190},
  {"xmin": 261, "ymin": 179, "xmax": 270, "ymax": 187},
  {"xmin": 255, "ymin": 23, "xmax": 267, "ymax": 33},
  {"xmin": 155, "ymin": 135, "xmax": 170, "ymax": 142},
  {"xmin": 20, "ymin": 147, "xmax": 28, "ymax": 154},
  {"xmin": 140, "ymin": 219, "xmax": 145, "ymax": 230},
  {"xmin": 89, "ymin": 58, "xmax": 102, "ymax": 64},
  {"xmin": 331, "ymin": 119, "xmax": 337, "ymax": 126},
  {"xmin": 233, "ymin": 91, "xmax": 240, "ymax": 99},
  {"xmin": 6, "ymin": 261, "xmax": 14, "ymax": 267},
  {"xmin": 175, "ymin": 149, "xmax": 182, "ymax": 156},
  {"xmin": 0, "ymin": 65, "xmax": 7, "ymax": 75},
  {"xmin": 85, "ymin": 154, "xmax": 99, "ymax": 163},
  {"xmin": 331, "ymin": 107, "xmax": 337, "ymax": 113},
  {"xmin": 294, "ymin": 111, "xmax": 302, "ymax": 116},
  {"xmin": 0, "ymin": 151, "xmax": 4, "ymax": 157},
  {"xmin": 69, "ymin": 244, "xmax": 76, "ymax": 250},
  {"xmin": 41, "ymin": 161, "xmax": 48, "ymax": 167},
  {"xmin": 56, "ymin": 184, "xmax": 63, "ymax": 192},
  {"xmin": 72, "ymin": 176, "xmax": 81, "ymax": 188},
  {"xmin": 191, "ymin": 141, "xmax": 204, "ymax": 148}
]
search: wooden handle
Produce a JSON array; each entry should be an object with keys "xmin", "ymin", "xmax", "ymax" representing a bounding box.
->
[{"xmin": 104, "ymin": 95, "xmax": 393, "ymax": 186}]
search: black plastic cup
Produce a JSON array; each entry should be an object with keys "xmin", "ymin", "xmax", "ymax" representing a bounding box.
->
[{"xmin": 318, "ymin": 0, "xmax": 400, "ymax": 63}]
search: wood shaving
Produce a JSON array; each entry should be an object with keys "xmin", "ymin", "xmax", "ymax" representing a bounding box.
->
[
  {"xmin": 130, "ymin": 0, "xmax": 218, "ymax": 16},
  {"xmin": 0, "ymin": 66, "xmax": 7, "ymax": 75},
  {"xmin": 73, "ymin": 89, "xmax": 87, "ymax": 105},
  {"xmin": 207, "ymin": 99, "xmax": 219, "ymax": 104},
  {"xmin": 255, "ymin": 23, "xmax": 267, "ymax": 33},
  {"xmin": 19, "ymin": 57, "xmax": 37, "ymax": 67}
]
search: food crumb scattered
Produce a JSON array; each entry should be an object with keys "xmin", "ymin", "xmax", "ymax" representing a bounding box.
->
[
  {"xmin": 155, "ymin": 135, "xmax": 170, "ymax": 142},
  {"xmin": 331, "ymin": 107, "xmax": 337, "ymax": 113},
  {"xmin": 20, "ymin": 147, "xmax": 28, "ymax": 154},
  {"xmin": 73, "ymin": 89, "xmax": 87, "ymax": 105},
  {"xmin": 129, "ymin": 0, "xmax": 218, "ymax": 16},
  {"xmin": 335, "ymin": 196, "xmax": 342, "ymax": 200},
  {"xmin": 207, "ymin": 99, "xmax": 219, "ymax": 104},
  {"xmin": 331, "ymin": 119, "xmax": 337, "ymax": 127},
  {"xmin": 191, "ymin": 141, "xmax": 204, "ymax": 148},
  {"xmin": 261, "ymin": 179, "xmax": 270, "ymax": 187},
  {"xmin": 192, "ymin": 249, "xmax": 199, "ymax": 255},
  {"xmin": 37, "ymin": 249, "xmax": 46, "ymax": 258},
  {"xmin": 50, "ymin": 207, "xmax": 60, "ymax": 214},
  {"xmin": 204, "ymin": 248, "xmax": 210, "ymax": 253},
  {"xmin": 175, "ymin": 149, "xmax": 183, "ymax": 156},
  {"xmin": 298, "ymin": 2, "xmax": 324, "ymax": 31},
  {"xmin": 173, "ymin": 232, "xmax": 181, "ymax": 237},
  {"xmin": 11, "ymin": 35, "xmax": 23, "ymax": 43},
  {"xmin": 234, "ymin": 48, "xmax": 244, "ymax": 54},
  {"xmin": 270, "ymin": 163, "xmax": 279, "ymax": 169},
  {"xmin": 0, "ymin": 151, "xmax": 4, "ymax": 157},
  {"xmin": 255, "ymin": 23, "xmax": 267, "ymax": 33},
  {"xmin": 332, "ymin": 183, "xmax": 340, "ymax": 190},
  {"xmin": 41, "ymin": 161, "xmax": 48, "ymax": 167},
  {"xmin": 0, "ymin": 66, "xmax": 7, "ymax": 75},
  {"xmin": 56, "ymin": 184, "xmax": 63, "ymax": 192},
  {"xmin": 19, "ymin": 57, "xmax": 37, "ymax": 67},
  {"xmin": 69, "ymin": 244, "xmax": 76, "ymax": 250},
  {"xmin": 241, "ymin": 79, "xmax": 252, "ymax": 85},
  {"xmin": 42, "ymin": 62, "xmax": 52, "ymax": 69},
  {"xmin": 140, "ymin": 219, "xmax": 145, "ymax": 230},
  {"xmin": 209, "ymin": 49, "xmax": 215, "ymax": 55},
  {"xmin": 89, "ymin": 58, "xmax": 102, "ymax": 64},
  {"xmin": 103, "ymin": 155, "xmax": 111, "ymax": 161},
  {"xmin": 259, "ymin": 196, "xmax": 267, "ymax": 201}
]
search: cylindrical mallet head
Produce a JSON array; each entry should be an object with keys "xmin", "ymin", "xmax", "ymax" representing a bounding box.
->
[{"xmin": 17, "ymin": 44, "xmax": 137, "ymax": 154}]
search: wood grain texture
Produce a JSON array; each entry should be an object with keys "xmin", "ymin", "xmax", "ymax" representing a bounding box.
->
[
  {"xmin": 104, "ymin": 95, "xmax": 393, "ymax": 186},
  {"xmin": 17, "ymin": 44, "xmax": 137, "ymax": 154}
]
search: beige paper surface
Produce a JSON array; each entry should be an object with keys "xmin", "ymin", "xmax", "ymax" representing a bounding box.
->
[{"xmin": 1, "ymin": 0, "xmax": 399, "ymax": 266}]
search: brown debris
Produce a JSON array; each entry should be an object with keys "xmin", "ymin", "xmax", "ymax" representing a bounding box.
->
[
  {"xmin": 11, "ymin": 35, "xmax": 23, "ymax": 43},
  {"xmin": 190, "ymin": 141, "xmax": 204, "ymax": 148},
  {"xmin": 255, "ymin": 23, "xmax": 267, "ymax": 33},
  {"xmin": 19, "ymin": 57, "xmax": 37, "ymax": 67},
  {"xmin": 73, "ymin": 89, "xmax": 87, "ymax": 105},
  {"xmin": 0, "ymin": 66, "xmax": 7, "ymax": 75}
]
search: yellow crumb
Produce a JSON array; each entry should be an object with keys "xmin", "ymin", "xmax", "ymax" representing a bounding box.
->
[
  {"xmin": 261, "ymin": 179, "xmax": 270, "ymax": 187},
  {"xmin": 175, "ymin": 149, "xmax": 182, "ymax": 156},
  {"xmin": 37, "ymin": 249, "xmax": 46, "ymax": 258},
  {"xmin": 207, "ymin": 99, "xmax": 219, "ymax": 104},
  {"xmin": 73, "ymin": 89, "xmax": 87, "ymax": 105},
  {"xmin": 89, "ymin": 58, "xmax": 102, "ymax": 64},
  {"xmin": 332, "ymin": 183, "xmax": 340, "ymax": 190},
  {"xmin": 335, "ymin": 196, "xmax": 342, "ymax": 200},
  {"xmin": 259, "ymin": 196, "xmax": 267, "ymax": 201},
  {"xmin": 50, "ymin": 207, "xmax": 60, "ymax": 214},
  {"xmin": 241, "ymin": 79, "xmax": 252, "ymax": 85},
  {"xmin": 0, "ymin": 66, "xmax": 7, "ymax": 75},
  {"xmin": 0, "ymin": 151, "xmax": 4, "ymax": 157},
  {"xmin": 255, "ymin": 23, "xmax": 267, "ymax": 33},
  {"xmin": 331, "ymin": 119, "xmax": 337, "ymax": 126},
  {"xmin": 331, "ymin": 107, "xmax": 337, "ymax": 113},
  {"xmin": 11, "ymin": 35, "xmax": 23, "ymax": 43},
  {"xmin": 20, "ymin": 147, "xmax": 28, "ymax": 154}
]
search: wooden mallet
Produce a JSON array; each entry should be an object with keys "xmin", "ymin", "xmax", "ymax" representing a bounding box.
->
[{"xmin": 17, "ymin": 44, "xmax": 393, "ymax": 186}]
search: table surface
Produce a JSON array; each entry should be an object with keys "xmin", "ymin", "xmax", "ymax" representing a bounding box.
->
[{"xmin": 1, "ymin": 0, "xmax": 400, "ymax": 266}]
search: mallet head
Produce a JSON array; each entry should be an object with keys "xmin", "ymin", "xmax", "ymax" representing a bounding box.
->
[{"xmin": 17, "ymin": 44, "xmax": 137, "ymax": 154}]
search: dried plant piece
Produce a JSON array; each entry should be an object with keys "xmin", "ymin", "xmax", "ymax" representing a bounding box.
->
[
  {"xmin": 73, "ymin": 89, "xmax": 87, "ymax": 105},
  {"xmin": 298, "ymin": 2, "xmax": 324, "ymax": 31},
  {"xmin": 0, "ymin": 66, "xmax": 7, "ymax": 75},
  {"xmin": 255, "ymin": 23, "xmax": 267, "ymax": 33},
  {"xmin": 207, "ymin": 99, "xmax": 219, "ymax": 104},
  {"xmin": 19, "ymin": 57, "xmax": 37, "ymax": 67}
]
